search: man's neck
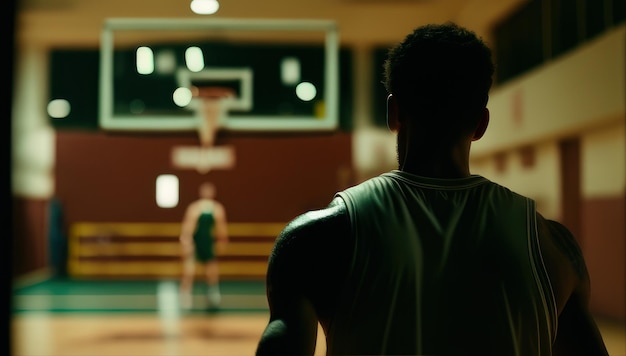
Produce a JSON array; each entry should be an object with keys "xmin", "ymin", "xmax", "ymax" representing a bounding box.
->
[{"xmin": 399, "ymin": 142, "xmax": 472, "ymax": 179}]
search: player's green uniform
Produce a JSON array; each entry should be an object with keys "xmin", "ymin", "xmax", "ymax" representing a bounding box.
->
[
  {"xmin": 193, "ymin": 212, "xmax": 216, "ymax": 262},
  {"xmin": 329, "ymin": 170, "xmax": 557, "ymax": 355}
]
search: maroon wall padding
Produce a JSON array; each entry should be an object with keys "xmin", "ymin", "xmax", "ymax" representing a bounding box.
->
[
  {"xmin": 13, "ymin": 198, "xmax": 48, "ymax": 276},
  {"xmin": 559, "ymin": 138, "xmax": 582, "ymax": 241},
  {"xmin": 54, "ymin": 130, "xmax": 354, "ymax": 224},
  {"xmin": 7, "ymin": 130, "xmax": 354, "ymax": 280},
  {"xmin": 582, "ymin": 196, "xmax": 626, "ymax": 321}
]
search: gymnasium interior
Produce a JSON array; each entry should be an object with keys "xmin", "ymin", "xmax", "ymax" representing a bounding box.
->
[{"xmin": 7, "ymin": 0, "xmax": 626, "ymax": 355}]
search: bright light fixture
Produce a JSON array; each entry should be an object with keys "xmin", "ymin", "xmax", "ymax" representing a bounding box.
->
[
  {"xmin": 281, "ymin": 57, "xmax": 301, "ymax": 85},
  {"xmin": 47, "ymin": 99, "xmax": 71, "ymax": 118},
  {"xmin": 190, "ymin": 0, "xmax": 220, "ymax": 15},
  {"xmin": 173, "ymin": 87, "xmax": 193, "ymax": 107},
  {"xmin": 156, "ymin": 174, "xmax": 179, "ymax": 208},
  {"xmin": 295, "ymin": 82, "xmax": 317, "ymax": 102},
  {"xmin": 185, "ymin": 46, "xmax": 205, "ymax": 72},
  {"xmin": 136, "ymin": 46, "xmax": 154, "ymax": 75}
]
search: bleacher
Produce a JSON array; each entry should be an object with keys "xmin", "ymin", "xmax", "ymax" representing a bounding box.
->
[{"xmin": 67, "ymin": 222, "xmax": 283, "ymax": 280}]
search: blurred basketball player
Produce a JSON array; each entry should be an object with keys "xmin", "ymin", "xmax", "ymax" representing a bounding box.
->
[
  {"xmin": 179, "ymin": 182, "xmax": 229, "ymax": 309},
  {"xmin": 256, "ymin": 23, "xmax": 609, "ymax": 355}
]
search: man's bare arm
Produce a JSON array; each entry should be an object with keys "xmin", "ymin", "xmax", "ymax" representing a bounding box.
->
[
  {"xmin": 256, "ymin": 217, "xmax": 319, "ymax": 355},
  {"xmin": 545, "ymin": 220, "xmax": 609, "ymax": 356},
  {"xmin": 180, "ymin": 203, "xmax": 198, "ymax": 256},
  {"xmin": 256, "ymin": 198, "xmax": 351, "ymax": 355},
  {"xmin": 212, "ymin": 202, "xmax": 229, "ymax": 254}
]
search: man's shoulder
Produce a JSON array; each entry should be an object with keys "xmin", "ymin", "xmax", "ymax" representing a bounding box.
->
[
  {"xmin": 280, "ymin": 197, "xmax": 349, "ymax": 240},
  {"xmin": 268, "ymin": 197, "xmax": 352, "ymax": 280},
  {"xmin": 536, "ymin": 214, "xmax": 576, "ymax": 245},
  {"xmin": 269, "ymin": 198, "xmax": 350, "ymax": 265},
  {"xmin": 536, "ymin": 215, "xmax": 588, "ymax": 281}
]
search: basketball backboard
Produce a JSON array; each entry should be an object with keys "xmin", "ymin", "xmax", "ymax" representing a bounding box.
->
[{"xmin": 99, "ymin": 18, "xmax": 339, "ymax": 132}]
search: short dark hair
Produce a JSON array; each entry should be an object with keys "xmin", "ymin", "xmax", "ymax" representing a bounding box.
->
[{"xmin": 383, "ymin": 22, "xmax": 494, "ymax": 134}]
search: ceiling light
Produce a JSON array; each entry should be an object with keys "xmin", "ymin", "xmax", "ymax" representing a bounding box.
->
[{"xmin": 190, "ymin": 0, "xmax": 220, "ymax": 15}]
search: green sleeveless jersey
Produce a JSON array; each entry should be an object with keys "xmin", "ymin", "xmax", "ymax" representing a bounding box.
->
[
  {"xmin": 193, "ymin": 211, "xmax": 216, "ymax": 262},
  {"xmin": 330, "ymin": 170, "xmax": 557, "ymax": 355}
]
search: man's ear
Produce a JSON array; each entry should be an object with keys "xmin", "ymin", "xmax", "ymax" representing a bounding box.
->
[
  {"xmin": 387, "ymin": 94, "xmax": 400, "ymax": 132},
  {"xmin": 471, "ymin": 108, "xmax": 489, "ymax": 141}
]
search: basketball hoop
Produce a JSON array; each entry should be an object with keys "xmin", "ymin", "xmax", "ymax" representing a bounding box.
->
[
  {"xmin": 190, "ymin": 86, "xmax": 236, "ymax": 174},
  {"xmin": 192, "ymin": 86, "xmax": 236, "ymax": 148}
]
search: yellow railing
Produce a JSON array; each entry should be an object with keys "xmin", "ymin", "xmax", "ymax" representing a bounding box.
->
[{"xmin": 67, "ymin": 222, "xmax": 285, "ymax": 279}]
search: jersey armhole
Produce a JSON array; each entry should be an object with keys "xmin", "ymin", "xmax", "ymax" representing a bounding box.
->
[{"xmin": 527, "ymin": 200, "xmax": 559, "ymax": 342}]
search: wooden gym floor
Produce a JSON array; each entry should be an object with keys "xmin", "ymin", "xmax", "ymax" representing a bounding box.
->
[{"xmin": 11, "ymin": 277, "xmax": 625, "ymax": 355}]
